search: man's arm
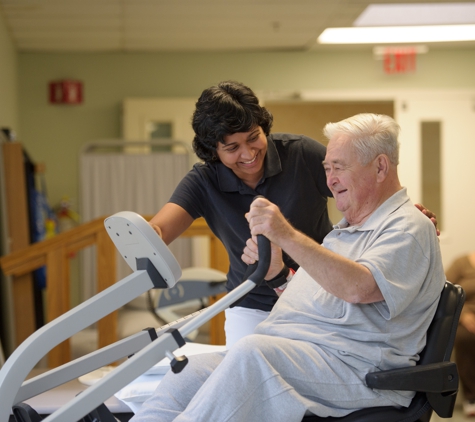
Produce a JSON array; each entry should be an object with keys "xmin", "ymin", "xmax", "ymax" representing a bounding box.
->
[{"xmin": 245, "ymin": 197, "xmax": 383, "ymax": 304}]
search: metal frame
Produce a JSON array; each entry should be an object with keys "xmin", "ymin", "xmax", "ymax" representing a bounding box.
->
[{"xmin": 0, "ymin": 211, "xmax": 270, "ymax": 422}]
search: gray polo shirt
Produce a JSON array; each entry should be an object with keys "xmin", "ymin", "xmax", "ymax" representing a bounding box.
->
[
  {"xmin": 256, "ymin": 188, "xmax": 446, "ymax": 405},
  {"xmin": 169, "ymin": 133, "xmax": 332, "ymax": 311}
]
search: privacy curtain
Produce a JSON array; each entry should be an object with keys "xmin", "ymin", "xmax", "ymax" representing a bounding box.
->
[{"xmin": 80, "ymin": 148, "xmax": 192, "ymax": 301}]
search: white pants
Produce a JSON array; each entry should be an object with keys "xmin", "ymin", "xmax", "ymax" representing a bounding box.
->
[{"xmin": 224, "ymin": 306, "xmax": 270, "ymax": 349}]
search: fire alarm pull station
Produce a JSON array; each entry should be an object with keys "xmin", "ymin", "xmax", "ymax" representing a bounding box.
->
[{"xmin": 49, "ymin": 80, "xmax": 83, "ymax": 104}]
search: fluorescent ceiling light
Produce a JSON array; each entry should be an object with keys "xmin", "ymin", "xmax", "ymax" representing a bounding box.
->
[
  {"xmin": 354, "ymin": 3, "xmax": 475, "ymax": 27},
  {"xmin": 318, "ymin": 24, "xmax": 475, "ymax": 44}
]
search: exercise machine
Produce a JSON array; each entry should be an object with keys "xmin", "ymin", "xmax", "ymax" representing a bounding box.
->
[{"xmin": 0, "ymin": 211, "xmax": 270, "ymax": 422}]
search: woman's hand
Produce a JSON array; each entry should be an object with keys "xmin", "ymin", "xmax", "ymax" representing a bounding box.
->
[
  {"xmin": 415, "ymin": 203, "xmax": 440, "ymax": 236},
  {"xmin": 242, "ymin": 236, "xmax": 285, "ymax": 281},
  {"xmin": 149, "ymin": 222, "xmax": 163, "ymax": 238}
]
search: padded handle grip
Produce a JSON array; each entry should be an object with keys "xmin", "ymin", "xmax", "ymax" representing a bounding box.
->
[
  {"xmin": 247, "ymin": 234, "xmax": 270, "ymax": 284},
  {"xmin": 247, "ymin": 195, "xmax": 271, "ymax": 284}
]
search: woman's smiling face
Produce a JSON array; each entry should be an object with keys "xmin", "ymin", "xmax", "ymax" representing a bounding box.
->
[{"xmin": 216, "ymin": 126, "xmax": 268, "ymax": 188}]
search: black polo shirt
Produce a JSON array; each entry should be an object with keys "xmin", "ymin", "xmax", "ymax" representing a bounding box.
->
[{"xmin": 169, "ymin": 133, "xmax": 332, "ymax": 311}]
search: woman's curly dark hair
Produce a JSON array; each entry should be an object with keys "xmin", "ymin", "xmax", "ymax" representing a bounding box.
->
[{"xmin": 192, "ymin": 81, "xmax": 273, "ymax": 162}]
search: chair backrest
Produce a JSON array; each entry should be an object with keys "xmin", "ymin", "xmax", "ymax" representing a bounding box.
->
[{"xmin": 419, "ymin": 281, "xmax": 465, "ymax": 365}]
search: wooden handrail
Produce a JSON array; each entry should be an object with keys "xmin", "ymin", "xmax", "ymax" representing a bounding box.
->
[
  {"xmin": 0, "ymin": 216, "xmax": 228, "ymax": 368},
  {"xmin": 1, "ymin": 218, "xmax": 107, "ymax": 277}
]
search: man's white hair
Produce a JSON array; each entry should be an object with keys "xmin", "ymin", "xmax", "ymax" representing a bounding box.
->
[{"xmin": 323, "ymin": 113, "xmax": 400, "ymax": 166}]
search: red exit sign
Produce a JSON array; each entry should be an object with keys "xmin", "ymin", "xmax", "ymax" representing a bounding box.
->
[
  {"xmin": 382, "ymin": 47, "xmax": 417, "ymax": 74},
  {"xmin": 374, "ymin": 45, "xmax": 428, "ymax": 75}
]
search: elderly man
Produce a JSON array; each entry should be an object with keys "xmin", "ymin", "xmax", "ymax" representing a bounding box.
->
[{"xmin": 132, "ymin": 113, "xmax": 445, "ymax": 422}]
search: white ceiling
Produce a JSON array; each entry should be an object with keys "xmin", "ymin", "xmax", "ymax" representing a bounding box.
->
[{"xmin": 0, "ymin": 0, "xmax": 474, "ymax": 53}]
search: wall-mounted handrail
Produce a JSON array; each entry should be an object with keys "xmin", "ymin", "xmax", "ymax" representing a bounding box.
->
[{"xmin": 0, "ymin": 216, "xmax": 228, "ymax": 368}]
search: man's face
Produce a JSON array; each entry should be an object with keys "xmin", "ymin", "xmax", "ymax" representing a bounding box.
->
[{"xmin": 323, "ymin": 133, "xmax": 377, "ymax": 224}]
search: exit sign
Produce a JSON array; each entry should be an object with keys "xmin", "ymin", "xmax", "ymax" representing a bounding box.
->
[
  {"xmin": 383, "ymin": 47, "xmax": 417, "ymax": 74},
  {"xmin": 374, "ymin": 46, "xmax": 428, "ymax": 75}
]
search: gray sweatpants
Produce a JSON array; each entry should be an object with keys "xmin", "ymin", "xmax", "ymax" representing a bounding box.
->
[{"xmin": 131, "ymin": 334, "xmax": 398, "ymax": 422}]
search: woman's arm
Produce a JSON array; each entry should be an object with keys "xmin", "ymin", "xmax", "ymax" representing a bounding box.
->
[{"xmin": 148, "ymin": 203, "xmax": 194, "ymax": 245}]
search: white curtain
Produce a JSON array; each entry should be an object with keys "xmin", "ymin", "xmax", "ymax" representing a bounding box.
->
[{"xmin": 80, "ymin": 148, "xmax": 192, "ymax": 301}]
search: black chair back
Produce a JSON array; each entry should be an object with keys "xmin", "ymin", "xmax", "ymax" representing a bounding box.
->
[{"xmin": 420, "ymin": 281, "xmax": 464, "ymax": 364}]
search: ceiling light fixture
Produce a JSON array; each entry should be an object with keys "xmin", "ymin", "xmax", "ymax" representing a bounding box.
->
[
  {"xmin": 317, "ymin": 24, "xmax": 475, "ymax": 44},
  {"xmin": 354, "ymin": 3, "xmax": 475, "ymax": 27}
]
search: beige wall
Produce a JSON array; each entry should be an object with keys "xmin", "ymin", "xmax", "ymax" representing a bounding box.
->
[
  {"xmin": 0, "ymin": 10, "xmax": 18, "ymax": 132},
  {"xmin": 17, "ymin": 48, "xmax": 475, "ymax": 211},
  {"xmin": 12, "ymin": 47, "xmax": 475, "ymax": 273}
]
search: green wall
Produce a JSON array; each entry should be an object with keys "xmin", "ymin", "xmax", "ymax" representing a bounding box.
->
[
  {"xmin": 0, "ymin": 10, "xmax": 17, "ymax": 133},
  {"xmin": 17, "ymin": 47, "xmax": 475, "ymax": 212}
]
